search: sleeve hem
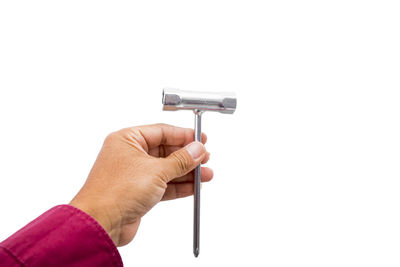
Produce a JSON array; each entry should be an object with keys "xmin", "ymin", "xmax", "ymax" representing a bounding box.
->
[
  {"xmin": 0, "ymin": 245, "xmax": 25, "ymax": 266},
  {"xmin": 62, "ymin": 204, "xmax": 123, "ymax": 267}
]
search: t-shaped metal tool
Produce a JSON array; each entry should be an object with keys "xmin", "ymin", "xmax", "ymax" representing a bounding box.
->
[{"xmin": 162, "ymin": 88, "xmax": 237, "ymax": 257}]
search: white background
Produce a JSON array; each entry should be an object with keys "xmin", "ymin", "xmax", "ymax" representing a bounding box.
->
[{"xmin": 0, "ymin": 1, "xmax": 399, "ymax": 266}]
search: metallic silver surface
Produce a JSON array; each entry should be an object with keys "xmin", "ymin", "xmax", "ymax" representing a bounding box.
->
[
  {"xmin": 193, "ymin": 110, "xmax": 202, "ymax": 258},
  {"xmin": 163, "ymin": 88, "xmax": 236, "ymax": 114},
  {"xmin": 162, "ymin": 88, "xmax": 236, "ymax": 257}
]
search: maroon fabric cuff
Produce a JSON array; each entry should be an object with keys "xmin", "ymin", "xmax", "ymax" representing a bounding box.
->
[{"xmin": 0, "ymin": 205, "xmax": 123, "ymax": 267}]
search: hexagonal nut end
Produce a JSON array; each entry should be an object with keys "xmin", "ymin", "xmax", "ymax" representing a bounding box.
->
[{"xmin": 222, "ymin": 97, "xmax": 237, "ymax": 111}]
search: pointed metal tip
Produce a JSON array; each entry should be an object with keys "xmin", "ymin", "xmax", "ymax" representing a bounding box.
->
[{"xmin": 194, "ymin": 248, "xmax": 199, "ymax": 257}]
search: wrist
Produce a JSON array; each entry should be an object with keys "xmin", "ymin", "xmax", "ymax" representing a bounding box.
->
[{"xmin": 69, "ymin": 197, "xmax": 121, "ymax": 244}]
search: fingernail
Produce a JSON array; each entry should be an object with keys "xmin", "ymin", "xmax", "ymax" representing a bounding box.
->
[{"xmin": 186, "ymin": 141, "xmax": 204, "ymax": 160}]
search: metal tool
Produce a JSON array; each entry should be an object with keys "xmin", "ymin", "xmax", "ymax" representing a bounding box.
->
[{"xmin": 162, "ymin": 88, "xmax": 237, "ymax": 257}]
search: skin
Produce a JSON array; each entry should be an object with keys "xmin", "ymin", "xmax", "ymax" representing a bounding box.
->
[{"xmin": 69, "ymin": 123, "xmax": 212, "ymax": 246}]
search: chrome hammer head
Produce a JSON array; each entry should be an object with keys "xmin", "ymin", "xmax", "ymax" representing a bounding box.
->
[{"xmin": 162, "ymin": 88, "xmax": 237, "ymax": 114}]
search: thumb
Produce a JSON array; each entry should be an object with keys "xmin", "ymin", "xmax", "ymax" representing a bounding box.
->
[{"xmin": 160, "ymin": 141, "xmax": 206, "ymax": 182}]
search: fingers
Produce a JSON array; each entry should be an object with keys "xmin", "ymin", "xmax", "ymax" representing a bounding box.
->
[
  {"xmin": 162, "ymin": 172, "xmax": 212, "ymax": 200},
  {"xmin": 127, "ymin": 123, "xmax": 207, "ymax": 152},
  {"xmin": 159, "ymin": 141, "xmax": 207, "ymax": 182},
  {"xmin": 170, "ymin": 166, "xmax": 213, "ymax": 183},
  {"xmin": 202, "ymin": 152, "xmax": 210, "ymax": 164},
  {"xmin": 161, "ymin": 182, "xmax": 194, "ymax": 201},
  {"xmin": 148, "ymin": 142, "xmax": 207, "ymax": 158}
]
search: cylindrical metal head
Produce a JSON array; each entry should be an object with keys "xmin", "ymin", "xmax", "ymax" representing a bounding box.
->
[{"xmin": 162, "ymin": 88, "xmax": 237, "ymax": 114}]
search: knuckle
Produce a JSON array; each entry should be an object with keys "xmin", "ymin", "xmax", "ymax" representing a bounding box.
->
[
  {"xmin": 105, "ymin": 131, "xmax": 118, "ymax": 143},
  {"xmin": 105, "ymin": 128, "xmax": 134, "ymax": 144},
  {"xmin": 104, "ymin": 129, "xmax": 128, "ymax": 146},
  {"xmin": 154, "ymin": 123, "xmax": 169, "ymax": 128},
  {"xmin": 155, "ymin": 170, "xmax": 169, "ymax": 187},
  {"xmin": 171, "ymin": 151, "xmax": 191, "ymax": 174}
]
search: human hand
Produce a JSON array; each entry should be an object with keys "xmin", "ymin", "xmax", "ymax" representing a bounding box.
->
[{"xmin": 69, "ymin": 124, "xmax": 212, "ymax": 246}]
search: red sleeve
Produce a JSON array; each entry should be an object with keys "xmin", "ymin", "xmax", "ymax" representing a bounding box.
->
[{"xmin": 0, "ymin": 205, "xmax": 123, "ymax": 267}]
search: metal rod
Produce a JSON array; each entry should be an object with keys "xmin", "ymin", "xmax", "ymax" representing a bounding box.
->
[{"xmin": 193, "ymin": 110, "xmax": 202, "ymax": 257}]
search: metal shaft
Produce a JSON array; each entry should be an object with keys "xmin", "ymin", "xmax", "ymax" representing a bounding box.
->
[{"xmin": 193, "ymin": 110, "xmax": 202, "ymax": 257}]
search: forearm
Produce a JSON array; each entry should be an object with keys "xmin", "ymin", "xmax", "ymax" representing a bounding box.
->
[{"xmin": 0, "ymin": 205, "xmax": 123, "ymax": 267}]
